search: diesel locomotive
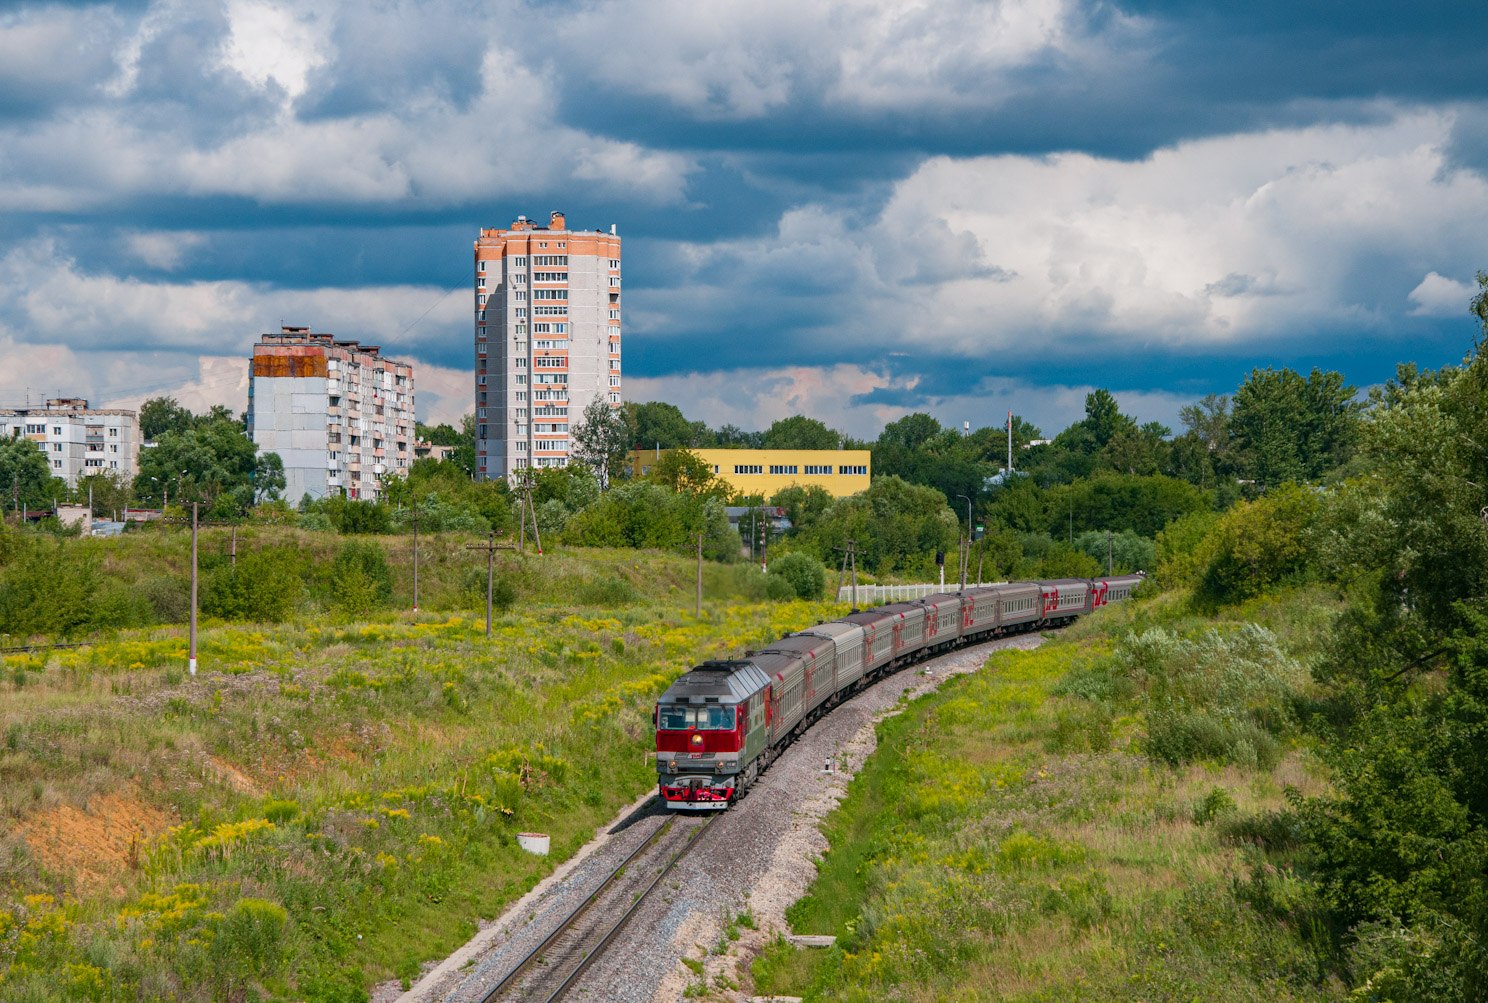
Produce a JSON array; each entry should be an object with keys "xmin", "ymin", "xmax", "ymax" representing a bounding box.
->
[{"xmin": 654, "ymin": 575, "xmax": 1143, "ymax": 809}]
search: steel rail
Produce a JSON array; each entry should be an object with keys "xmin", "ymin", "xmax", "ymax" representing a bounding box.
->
[
  {"xmin": 478, "ymin": 811, "xmax": 714, "ymax": 1003},
  {"xmin": 541, "ymin": 812, "xmax": 717, "ymax": 1003}
]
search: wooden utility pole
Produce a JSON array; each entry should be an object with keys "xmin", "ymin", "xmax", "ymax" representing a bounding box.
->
[
  {"xmin": 694, "ymin": 533, "xmax": 704, "ymax": 617},
  {"xmin": 229, "ymin": 524, "xmax": 237, "ymax": 569},
  {"xmin": 976, "ymin": 538, "xmax": 986, "ymax": 587},
  {"xmin": 514, "ymin": 470, "xmax": 543, "ymax": 555},
  {"xmin": 465, "ymin": 531, "xmax": 514, "ymax": 637},
  {"xmin": 833, "ymin": 540, "xmax": 860, "ymax": 610}
]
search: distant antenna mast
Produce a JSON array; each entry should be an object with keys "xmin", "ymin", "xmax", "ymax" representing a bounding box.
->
[{"xmin": 1007, "ymin": 411, "xmax": 1013, "ymax": 473}]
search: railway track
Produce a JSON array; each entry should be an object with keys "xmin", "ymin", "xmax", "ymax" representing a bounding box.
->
[{"xmin": 477, "ymin": 810, "xmax": 716, "ymax": 1003}]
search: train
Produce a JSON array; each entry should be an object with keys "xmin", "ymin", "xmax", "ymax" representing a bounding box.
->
[{"xmin": 653, "ymin": 574, "xmax": 1144, "ymax": 809}]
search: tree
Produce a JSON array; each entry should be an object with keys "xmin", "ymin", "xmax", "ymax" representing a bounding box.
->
[
  {"xmin": 878, "ymin": 413, "xmax": 942, "ymax": 452},
  {"xmin": 763, "ymin": 415, "xmax": 839, "ymax": 450},
  {"xmin": 1081, "ymin": 389, "xmax": 1137, "ymax": 450},
  {"xmin": 138, "ymin": 396, "xmax": 195, "ymax": 441},
  {"xmin": 715, "ymin": 423, "xmax": 764, "ymax": 448},
  {"xmin": 0, "ymin": 432, "xmax": 57, "ymax": 511},
  {"xmin": 770, "ymin": 484, "xmax": 834, "ymax": 531},
  {"xmin": 77, "ymin": 471, "xmax": 134, "ymax": 516},
  {"xmin": 572, "ymin": 398, "xmax": 636, "ymax": 490},
  {"xmin": 647, "ymin": 448, "xmax": 728, "ymax": 497},
  {"xmin": 134, "ymin": 415, "xmax": 258, "ymax": 513},
  {"xmin": 626, "ymin": 401, "xmax": 699, "ymax": 450},
  {"xmin": 1230, "ymin": 366, "xmax": 1360, "ymax": 486},
  {"xmin": 416, "ymin": 422, "xmax": 465, "ymax": 447},
  {"xmin": 253, "ymin": 452, "xmax": 285, "ymax": 503}
]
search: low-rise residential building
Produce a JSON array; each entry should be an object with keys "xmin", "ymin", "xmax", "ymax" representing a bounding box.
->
[
  {"xmin": 0, "ymin": 398, "xmax": 139, "ymax": 487},
  {"xmin": 247, "ymin": 326, "xmax": 415, "ymax": 502},
  {"xmin": 626, "ymin": 448, "xmax": 871, "ymax": 499}
]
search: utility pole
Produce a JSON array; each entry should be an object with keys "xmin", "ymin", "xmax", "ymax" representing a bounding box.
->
[
  {"xmin": 230, "ymin": 524, "xmax": 237, "ymax": 569},
  {"xmin": 976, "ymin": 538, "xmax": 986, "ymax": 587},
  {"xmin": 190, "ymin": 503, "xmax": 198, "ymax": 676},
  {"xmin": 411, "ymin": 505, "xmax": 419, "ymax": 612},
  {"xmin": 465, "ymin": 531, "xmax": 514, "ymax": 637},
  {"xmin": 694, "ymin": 533, "xmax": 704, "ymax": 617},
  {"xmin": 833, "ymin": 540, "xmax": 860, "ymax": 611},
  {"xmin": 760, "ymin": 505, "xmax": 768, "ymax": 574},
  {"xmin": 1007, "ymin": 410, "xmax": 1013, "ymax": 475},
  {"xmin": 1107, "ymin": 529, "xmax": 1113, "ymax": 576},
  {"xmin": 956, "ymin": 494, "xmax": 972, "ymax": 593}
]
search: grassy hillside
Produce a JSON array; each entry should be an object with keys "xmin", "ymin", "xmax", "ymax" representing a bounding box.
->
[
  {"xmin": 0, "ymin": 542, "xmax": 844, "ymax": 1002},
  {"xmin": 752, "ymin": 589, "xmax": 1344, "ymax": 1001}
]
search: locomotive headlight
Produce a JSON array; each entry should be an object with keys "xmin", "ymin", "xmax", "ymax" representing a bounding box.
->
[
  {"xmin": 689, "ymin": 733, "xmax": 704, "ymax": 748},
  {"xmin": 719, "ymin": 760, "xmax": 736, "ymax": 770}
]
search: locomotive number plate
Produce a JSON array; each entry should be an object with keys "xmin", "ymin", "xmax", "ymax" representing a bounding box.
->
[{"xmin": 688, "ymin": 753, "xmax": 705, "ymax": 759}]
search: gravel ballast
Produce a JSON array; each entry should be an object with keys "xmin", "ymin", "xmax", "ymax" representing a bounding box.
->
[{"xmin": 399, "ymin": 633, "xmax": 1044, "ymax": 1003}]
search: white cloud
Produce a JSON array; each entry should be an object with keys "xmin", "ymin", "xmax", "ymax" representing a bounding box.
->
[
  {"xmin": 125, "ymin": 231, "xmax": 206, "ymax": 270},
  {"xmin": 558, "ymin": 0, "xmax": 1138, "ymax": 119},
  {"xmin": 646, "ymin": 109, "xmax": 1488, "ymax": 360},
  {"xmin": 1408, "ymin": 271, "xmax": 1478, "ymax": 317},
  {"xmin": 219, "ymin": 0, "xmax": 330, "ymax": 100}
]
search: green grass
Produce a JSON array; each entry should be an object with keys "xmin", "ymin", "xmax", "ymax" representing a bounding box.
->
[
  {"xmin": 0, "ymin": 542, "xmax": 845, "ymax": 1002},
  {"xmin": 754, "ymin": 589, "xmax": 1345, "ymax": 1001}
]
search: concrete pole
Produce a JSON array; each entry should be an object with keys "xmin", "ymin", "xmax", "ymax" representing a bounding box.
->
[
  {"xmin": 695, "ymin": 533, "xmax": 703, "ymax": 617},
  {"xmin": 486, "ymin": 532, "xmax": 494, "ymax": 638},
  {"xmin": 189, "ymin": 502, "xmax": 198, "ymax": 676},
  {"xmin": 412, "ymin": 506, "xmax": 419, "ymax": 611}
]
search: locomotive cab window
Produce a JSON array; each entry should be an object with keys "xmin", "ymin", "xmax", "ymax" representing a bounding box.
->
[{"xmin": 657, "ymin": 705, "xmax": 736, "ymax": 730}]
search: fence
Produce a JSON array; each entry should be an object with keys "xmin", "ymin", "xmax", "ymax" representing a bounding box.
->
[{"xmin": 835, "ymin": 581, "xmax": 1006, "ymax": 603}]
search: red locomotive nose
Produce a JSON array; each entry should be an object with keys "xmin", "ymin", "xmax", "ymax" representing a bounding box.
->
[{"xmin": 690, "ymin": 732, "xmax": 704, "ymax": 748}]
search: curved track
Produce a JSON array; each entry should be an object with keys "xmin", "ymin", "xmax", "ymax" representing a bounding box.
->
[{"xmin": 476, "ymin": 812, "xmax": 716, "ymax": 1003}]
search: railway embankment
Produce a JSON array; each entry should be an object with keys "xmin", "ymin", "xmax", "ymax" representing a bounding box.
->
[
  {"xmin": 0, "ymin": 545, "xmax": 853, "ymax": 1002},
  {"xmin": 746, "ymin": 590, "xmax": 1341, "ymax": 1001}
]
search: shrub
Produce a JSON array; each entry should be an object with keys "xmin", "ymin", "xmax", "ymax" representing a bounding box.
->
[
  {"xmin": 575, "ymin": 576, "xmax": 641, "ymax": 606},
  {"xmin": 0, "ymin": 542, "xmax": 98, "ymax": 638},
  {"xmin": 331, "ymin": 542, "xmax": 393, "ymax": 615},
  {"xmin": 769, "ymin": 552, "xmax": 826, "ymax": 601},
  {"xmin": 201, "ymin": 548, "xmax": 303, "ymax": 623},
  {"xmin": 765, "ymin": 574, "xmax": 796, "ymax": 601},
  {"xmin": 1192, "ymin": 785, "xmax": 1238, "ymax": 825},
  {"xmin": 460, "ymin": 565, "xmax": 516, "ymax": 612},
  {"xmin": 141, "ymin": 574, "xmax": 191, "ymax": 623},
  {"xmin": 212, "ymin": 897, "xmax": 288, "ymax": 980},
  {"xmin": 263, "ymin": 799, "xmax": 300, "ymax": 824}
]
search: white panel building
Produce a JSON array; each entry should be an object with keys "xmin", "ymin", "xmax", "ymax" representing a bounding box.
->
[
  {"xmin": 246, "ymin": 327, "xmax": 415, "ymax": 502},
  {"xmin": 472, "ymin": 211, "xmax": 622, "ymax": 478},
  {"xmin": 0, "ymin": 398, "xmax": 139, "ymax": 487}
]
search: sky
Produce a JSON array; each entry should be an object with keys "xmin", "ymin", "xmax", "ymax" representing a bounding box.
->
[{"xmin": 1, "ymin": 0, "xmax": 1486, "ymax": 439}]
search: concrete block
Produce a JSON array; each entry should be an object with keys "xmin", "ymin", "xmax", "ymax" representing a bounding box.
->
[{"xmin": 786, "ymin": 935, "xmax": 836, "ymax": 948}]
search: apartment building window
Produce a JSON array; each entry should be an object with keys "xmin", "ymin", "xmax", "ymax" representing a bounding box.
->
[
  {"xmin": 477, "ymin": 259, "xmax": 486, "ymax": 272},
  {"xmin": 533, "ymin": 305, "xmax": 567, "ymax": 316},
  {"xmin": 608, "ymin": 376, "xmax": 621, "ymax": 387},
  {"xmin": 85, "ymin": 458, "xmax": 103, "ymax": 468},
  {"xmin": 111, "ymin": 444, "xmax": 118, "ymax": 453},
  {"xmin": 609, "ymin": 276, "xmax": 620, "ymax": 287},
  {"xmin": 108, "ymin": 428, "xmax": 117, "ymax": 437},
  {"xmin": 514, "ymin": 358, "xmax": 527, "ymax": 367},
  {"xmin": 477, "ymin": 275, "xmax": 486, "ymax": 289},
  {"xmin": 533, "ymin": 255, "xmax": 566, "ymax": 266},
  {"xmin": 734, "ymin": 465, "xmax": 763, "ymax": 475},
  {"xmin": 515, "ymin": 307, "xmax": 527, "ymax": 318},
  {"xmin": 514, "ymin": 290, "xmax": 526, "ymax": 301},
  {"xmin": 53, "ymin": 460, "xmax": 61, "ymax": 469},
  {"xmin": 516, "ymin": 441, "xmax": 527, "ymax": 451},
  {"xmin": 510, "ymin": 256, "xmax": 526, "ymax": 267},
  {"xmin": 478, "ymin": 424, "xmax": 487, "ymax": 438},
  {"xmin": 609, "ymin": 309, "xmax": 620, "ymax": 320},
  {"xmin": 534, "ymin": 374, "xmax": 568, "ymax": 384},
  {"xmin": 477, "ymin": 407, "xmax": 487, "ymax": 418},
  {"xmin": 25, "ymin": 424, "xmax": 43, "ymax": 434},
  {"xmin": 804, "ymin": 465, "xmax": 832, "ymax": 475},
  {"xmin": 769, "ymin": 465, "xmax": 799, "ymax": 475},
  {"xmin": 515, "ymin": 392, "xmax": 527, "ymax": 401},
  {"xmin": 839, "ymin": 465, "xmax": 868, "ymax": 475},
  {"xmin": 534, "ymin": 357, "xmax": 565, "ymax": 368},
  {"xmin": 516, "ymin": 375, "xmax": 526, "ymax": 384},
  {"xmin": 511, "ymin": 273, "xmax": 525, "ymax": 284},
  {"xmin": 608, "ymin": 259, "xmax": 620, "ymax": 269},
  {"xmin": 534, "ymin": 339, "xmax": 568, "ymax": 349},
  {"xmin": 533, "ymin": 272, "xmax": 566, "ymax": 282},
  {"xmin": 533, "ymin": 289, "xmax": 567, "ymax": 300},
  {"xmin": 608, "ymin": 392, "xmax": 620, "ymax": 403},
  {"xmin": 478, "ymin": 375, "xmax": 487, "ymax": 385},
  {"xmin": 52, "ymin": 443, "xmax": 61, "ymax": 451},
  {"xmin": 478, "ymin": 294, "xmax": 487, "ymax": 305},
  {"xmin": 477, "ymin": 310, "xmax": 486, "ymax": 322}
]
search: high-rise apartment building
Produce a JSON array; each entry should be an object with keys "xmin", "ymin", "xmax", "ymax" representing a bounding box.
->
[
  {"xmin": 247, "ymin": 327, "xmax": 415, "ymax": 502},
  {"xmin": 0, "ymin": 399, "xmax": 138, "ymax": 486},
  {"xmin": 473, "ymin": 211, "xmax": 621, "ymax": 478}
]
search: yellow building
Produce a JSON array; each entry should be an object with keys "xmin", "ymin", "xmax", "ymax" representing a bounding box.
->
[{"xmin": 627, "ymin": 448, "xmax": 871, "ymax": 499}]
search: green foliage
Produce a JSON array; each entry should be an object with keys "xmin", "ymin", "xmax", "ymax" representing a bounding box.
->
[
  {"xmin": 769, "ymin": 552, "xmax": 826, "ymax": 601},
  {"xmin": 135, "ymin": 414, "xmax": 262, "ymax": 514},
  {"xmin": 0, "ymin": 430, "xmax": 58, "ymax": 511},
  {"xmin": 571, "ymin": 397, "xmax": 635, "ymax": 489},
  {"xmin": 1073, "ymin": 528, "xmax": 1155, "ymax": 574},
  {"xmin": 332, "ymin": 541, "xmax": 393, "ymax": 615},
  {"xmin": 787, "ymin": 475, "xmax": 958, "ymax": 578},
  {"xmin": 1230, "ymin": 366, "xmax": 1361, "ymax": 487},
  {"xmin": 212, "ymin": 897, "xmax": 289, "ymax": 982},
  {"xmin": 1193, "ymin": 484, "xmax": 1318, "ymax": 607},
  {"xmin": 763, "ymin": 415, "xmax": 839, "ymax": 450},
  {"xmin": 769, "ymin": 484, "xmax": 834, "ymax": 532},
  {"xmin": 1154, "ymin": 509, "xmax": 1223, "ymax": 588},
  {"xmin": 139, "ymin": 396, "xmax": 197, "ymax": 440},
  {"xmin": 0, "ymin": 540, "xmax": 99, "ymax": 638},
  {"xmin": 201, "ymin": 547, "xmax": 304, "ymax": 622},
  {"xmin": 625, "ymin": 400, "xmax": 706, "ymax": 450}
]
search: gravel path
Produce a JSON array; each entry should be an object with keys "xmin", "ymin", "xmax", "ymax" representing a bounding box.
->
[{"xmin": 399, "ymin": 632, "xmax": 1043, "ymax": 1003}]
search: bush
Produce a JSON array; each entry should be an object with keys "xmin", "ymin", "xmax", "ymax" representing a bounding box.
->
[
  {"xmin": 201, "ymin": 548, "xmax": 303, "ymax": 622},
  {"xmin": 1191, "ymin": 785, "xmax": 1238, "ymax": 825},
  {"xmin": 0, "ymin": 541, "xmax": 98, "ymax": 638},
  {"xmin": 212, "ymin": 897, "xmax": 288, "ymax": 981},
  {"xmin": 460, "ymin": 565, "xmax": 516, "ymax": 612},
  {"xmin": 141, "ymin": 574, "xmax": 191, "ymax": 623},
  {"xmin": 331, "ymin": 541, "xmax": 393, "ymax": 615},
  {"xmin": 575, "ymin": 576, "xmax": 641, "ymax": 606},
  {"xmin": 769, "ymin": 552, "xmax": 826, "ymax": 600}
]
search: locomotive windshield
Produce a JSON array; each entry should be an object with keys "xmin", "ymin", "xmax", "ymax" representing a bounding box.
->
[{"xmin": 657, "ymin": 704, "xmax": 736, "ymax": 730}]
